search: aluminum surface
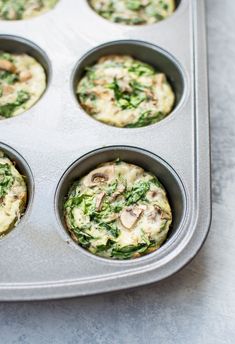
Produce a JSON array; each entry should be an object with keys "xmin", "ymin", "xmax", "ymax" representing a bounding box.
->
[{"xmin": 0, "ymin": 0, "xmax": 211, "ymax": 301}]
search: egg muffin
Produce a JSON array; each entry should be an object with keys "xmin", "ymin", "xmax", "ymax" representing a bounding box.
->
[
  {"xmin": 64, "ymin": 160, "xmax": 172, "ymax": 260},
  {"xmin": 77, "ymin": 55, "xmax": 175, "ymax": 128},
  {"xmin": 89, "ymin": 0, "xmax": 175, "ymax": 25},
  {"xmin": 0, "ymin": 0, "xmax": 58, "ymax": 20},
  {"xmin": 0, "ymin": 51, "xmax": 46, "ymax": 119},
  {"xmin": 0, "ymin": 150, "xmax": 27, "ymax": 236}
]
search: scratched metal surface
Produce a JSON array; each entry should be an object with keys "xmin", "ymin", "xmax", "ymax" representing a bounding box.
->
[{"xmin": 0, "ymin": 0, "xmax": 211, "ymax": 300}]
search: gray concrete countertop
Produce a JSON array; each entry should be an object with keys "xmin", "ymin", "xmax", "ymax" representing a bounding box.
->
[{"xmin": 0, "ymin": 0, "xmax": 234, "ymax": 343}]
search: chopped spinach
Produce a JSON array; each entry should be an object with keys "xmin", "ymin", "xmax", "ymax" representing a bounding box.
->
[
  {"xmin": 84, "ymin": 66, "xmax": 97, "ymax": 81},
  {"xmin": 150, "ymin": 177, "xmax": 164, "ymax": 189},
  {"xmin": 125, "ymin": 110, "xmax": 165, "ymax": 128},
  {"xmin": 73, "ymin": 227, "xmax": 94, "ymax": 248},
  {"xmin": 0, "ymin": 70, "xmax": 18, "ymax": 84},
  {"xmin": 96, "ymin": 239, "xmax": 115, "ymax": 253},
  {"xmin": 106, "ymin": 180, "xmax": 118, "ymax": 196},
  {"xmin": 107, "ymin": 77, "xmax": 147, "ymax": 110},
  {"xmin": 111, "ymin": 202, "xmax": 123, "ymax": 213},
  {"xmin": 99, "ymin": 222, "xmax": 120, "ymax": 238},
  {"xmin": 128, "ymin": 61, "xmax": 155, "ymax": 77},
  {"xmin": 0, "ymin": 90, "xmax": 30, "ymax": 118},
  {"xmin": 1, "ymin": 0, "xmax": 25, "ymax": 20},
  {"xmin": 0, "ymin": 163, "xmax": 14, "ymax": 198},
  {"xmin": 0, "ymin": 53, "xmax": 14, "ymax": 62},
  {"xmin": 111, "ymin": 243, "xmax": 149, "ymax": 259},
  {"xmin": 65, "ymin": 192, "xmax": 94, "ymax": 216},
  {"xmin": 127, "ymin": 0, "xmax": 142, "ymax": 11},
  {"xmin": 78, "ymin": 92, "xmax": 97, "ymax": 104},
  {"xmin": 107, "ymin": 78, "xmax": 123, "ymax": 101},
  {"xmin": 125, "ymin": 180, "xmax": 150, "ymax": 205}
]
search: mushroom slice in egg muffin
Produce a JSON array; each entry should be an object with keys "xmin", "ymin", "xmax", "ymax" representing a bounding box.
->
[
  {"xmin": 77, "ymin": 55, "xmax": 175, "ymax": 128},
  {"xmin": 0, "ymin": 51, "xmax": 46, "ymax": 119},
  {"xmin": 0, "ymin": 150, "xmax": 27, "ymax": 236},
  {"xmin": 64, "ymin": 161, "xmax": 172, "ymax": 260},
  {"xmin": 89, "ymin": 0, "xmax": 175, "ymax": 26},
  {"xmin": 0, "ymin": 0, "xmax": 59, "ymax": 20}
]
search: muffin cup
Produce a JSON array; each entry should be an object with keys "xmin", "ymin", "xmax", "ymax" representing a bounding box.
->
[
  {"xmin": 72, "ymin": 39, "xmax": 186, "ymax": 126},
  {"xmin": 55, "ymin": 145, "xmax": 187, "ymax": 263}
]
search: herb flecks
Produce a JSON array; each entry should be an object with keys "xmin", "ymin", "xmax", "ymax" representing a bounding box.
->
[
  {"xmin": 125, "ymin": 180, "xmax": 150, "ymax": 205},
  {"xmin": 0, "ymin": 163, "xmax": 14, "ymax": 198}
]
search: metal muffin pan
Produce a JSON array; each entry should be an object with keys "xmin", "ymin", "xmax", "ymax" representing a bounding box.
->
[{"xmin": 0, "ymin": 0, "xmax": 211, "ymax": 300}]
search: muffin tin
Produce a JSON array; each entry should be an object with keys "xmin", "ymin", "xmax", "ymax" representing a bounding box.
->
[{"xmin": 0, "ymin": 0, "xmax": 211, "ymax": 301}]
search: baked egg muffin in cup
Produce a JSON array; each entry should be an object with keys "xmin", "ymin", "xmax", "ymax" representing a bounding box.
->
[
  {"xmin": 0, "ymin": 150, "xmax": 27, "ymax": 237},
  {"xmin": 0, "ymin": 0, "xmax": 59, "ymax": 20},
  {"xmin": 64, "ymin": 160, "xmax": 172, "ymax": 260},
  {"xmin": 0, "ymin": 50, "xmax": 47, "ymax": 120},
  {"xmin": 88, "ymin": 0, "xmax": 176, "ymax": 25},
  {"xmin": 76, "ymin": 54, "xmax": 175, "ymax": 128}
]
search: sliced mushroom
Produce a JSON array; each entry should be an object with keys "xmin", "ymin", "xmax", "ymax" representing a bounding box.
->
[
  {"xmin": 120, "ymin": 206, "xmax": 143, "ymax": 230},
  {"xmin": 95, "ymin": 192, "xmax": 106, "ymax": 211},
  {"xmin": 92, "ymin": 173, "xmax": 108, "ymax": 184},
  {"xmin": 0, "ymin": 60, "xmax": 16, "ymax": 73},
  {"xmin": 19, "ymin": 70, "xmax": 32, "ymax": 82},
  {"xmin": 83, "ymin": 165, "xmax": 115, "ymax": 187}
]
